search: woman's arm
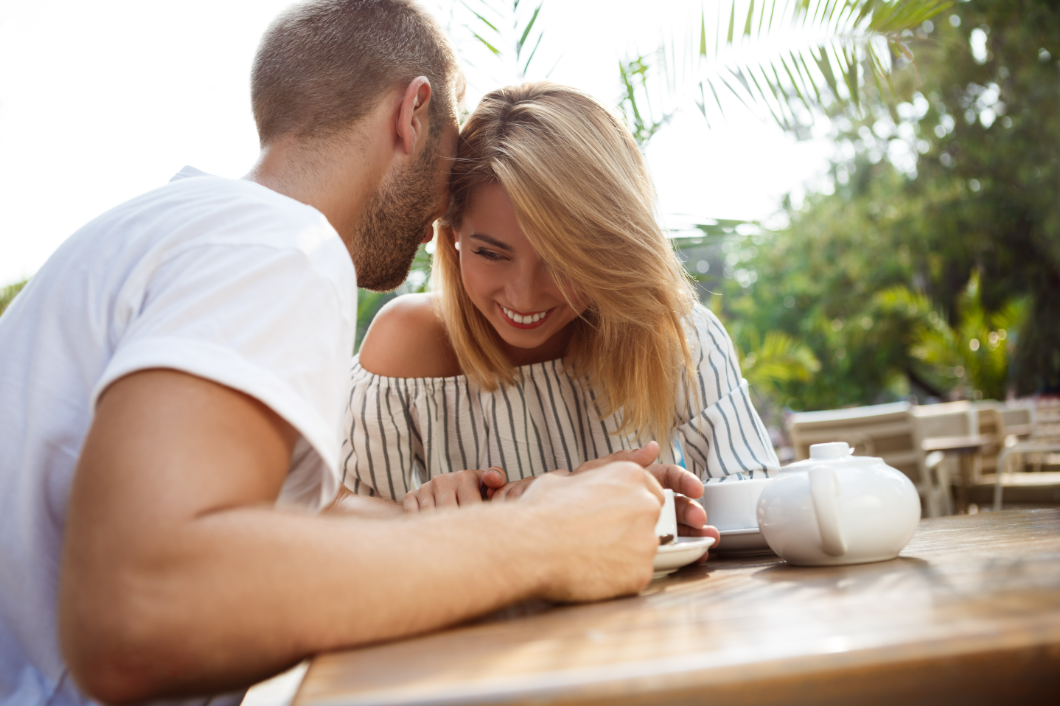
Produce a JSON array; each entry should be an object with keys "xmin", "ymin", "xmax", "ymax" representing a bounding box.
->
[{"xmin": 676, "ymin": 307, "xmax": 780, "ymax": 480}]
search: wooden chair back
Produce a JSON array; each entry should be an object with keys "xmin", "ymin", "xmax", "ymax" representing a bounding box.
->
[
  {"xmin": 911, "ymin": 401, "xmax": 976, "ymax": 439},
  {"xmin": 1001, "ymin": 406, "xmax": 1034, "ymax": 437},
  {"xmin": 974, "ymin": 404, "xmax": 1006, "ymax": 476},
  {"xmin": 788, "ymin": 402, "xmax": 943, "ymax": 516}
]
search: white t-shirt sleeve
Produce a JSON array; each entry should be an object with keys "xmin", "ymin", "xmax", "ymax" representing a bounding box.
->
[{"xmin": 91, "ymin": 239, "xmax": 353, "ymax": 511}]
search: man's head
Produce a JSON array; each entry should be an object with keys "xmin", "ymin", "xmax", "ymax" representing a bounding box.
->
[{"xmin": 251, "ymin": 0, "xmax": 463, "ymax": 291}]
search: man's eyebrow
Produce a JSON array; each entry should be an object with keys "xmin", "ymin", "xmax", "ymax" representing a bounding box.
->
[{"xmin": 469, "ymin": 233, "xmax": 514, "ymax": 252}]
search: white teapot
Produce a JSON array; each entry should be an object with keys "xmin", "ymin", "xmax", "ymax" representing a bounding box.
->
[{"xmin": 756, "ymin": 442, "xmax": 921, "ymax": 566}]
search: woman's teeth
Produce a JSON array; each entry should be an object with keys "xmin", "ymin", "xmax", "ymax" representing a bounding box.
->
[{"xmin": 501, "ymin": 306, "xmax": 547, "ymax": 324}]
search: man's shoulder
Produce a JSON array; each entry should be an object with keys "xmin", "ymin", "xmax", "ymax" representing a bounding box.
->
[
  {"xmin": 357, "ymin": 293, "xmax": 461, "ymax": 379},
  {"xmin": 152, "ymin": 172, "xmax": 352, "ymax": 291},
  {"xmin": 164, "ymin": 171, "xmax": 332, "ymax": 240}
]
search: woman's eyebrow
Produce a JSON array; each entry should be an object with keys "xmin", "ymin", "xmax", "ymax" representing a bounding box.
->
[{"xmin": 469, "ymin": 233, "xmax": 514, "ymax": 252}]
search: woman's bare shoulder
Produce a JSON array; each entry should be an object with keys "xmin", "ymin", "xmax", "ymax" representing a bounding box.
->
[{"xmin": 357, "ymin": 293, "xmax": 462, "ymax": 378}]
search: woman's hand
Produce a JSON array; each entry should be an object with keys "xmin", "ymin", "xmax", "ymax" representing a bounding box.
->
[
  {"xmin": 486, "ymin": 471, "xmax": 565, "ymax": 502},
  {"xmin": 574, "ymin": 441, "xmax": 719, "ymax": 546},
  {"xmin": 403, "ymin": 467, "xmax": 507, "ymax": 512}
]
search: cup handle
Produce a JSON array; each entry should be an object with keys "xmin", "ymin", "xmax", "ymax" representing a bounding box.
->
[{"xmin": 809, "ymin": 465, "xmax": 847, "ymax": 557}]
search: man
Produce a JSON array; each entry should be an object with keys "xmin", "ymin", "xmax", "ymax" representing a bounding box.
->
[{"xmin": 0, "ymin": 2, "xmax": 684, "ymax": 705}]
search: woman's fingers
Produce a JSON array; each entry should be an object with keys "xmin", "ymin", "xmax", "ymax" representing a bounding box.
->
[
  {"xmin": 678, "ymin": 522, "xmax": 720, "ymax": 564},
  {"xmin": 674, "ymin": 494, "xmax": 708, "ymax": 531},
  {"xmin": 647, "ymin": 464, "xmax": 704, "ymax": 499},
  {"xmin": 481, "ymin": 467, "xmax": 507, "ymax": 489},
  {"xmin": 402, "ymin": 469, "xmax": 508, "ymax": 512},
  {"xmin": 455, "ymin": 476, "xmax": 484, "ymax": 506}
]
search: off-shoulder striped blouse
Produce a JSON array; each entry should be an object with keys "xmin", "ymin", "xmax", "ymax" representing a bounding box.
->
[{"xmin": 341, "ymin": 304, "xmax": 779, "ymax": 501}]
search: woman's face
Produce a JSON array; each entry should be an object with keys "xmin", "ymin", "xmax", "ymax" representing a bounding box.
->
[{"xmin": 455, "ymin": 182, "xmax": 587, "ymax": 365}]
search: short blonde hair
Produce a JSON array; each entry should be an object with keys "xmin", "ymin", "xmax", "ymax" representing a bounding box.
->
[{"xmin": 435, "ymin": 82, "xmax": 696, "ymax": 443}]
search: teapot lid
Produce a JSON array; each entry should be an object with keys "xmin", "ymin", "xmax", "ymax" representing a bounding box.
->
[
  {"xmin": 809, "ymin": 442, "xmax": 854, "ymax": 460},
  {"xmin": 780, "ymin": 442, "xmax": 885, "ymax": 474}
]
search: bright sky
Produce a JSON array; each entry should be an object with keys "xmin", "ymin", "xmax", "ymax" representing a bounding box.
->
[{"xmin": 0, "ymin": 0, "xmax": 833, "ymax": 285}]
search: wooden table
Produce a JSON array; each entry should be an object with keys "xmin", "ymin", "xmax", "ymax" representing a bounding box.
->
[{"xmin": 296, "ymin": 510, "xmax": 1060, "ymax": 706}]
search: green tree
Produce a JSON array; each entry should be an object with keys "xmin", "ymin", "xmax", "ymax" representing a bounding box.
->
[
  {"xmin": 894, "ymin": 0, "xmax": 1060, "ymax": 393},
  {"xmin": 697, "ymin": 0, "xmax": 1059, "ymax": 407}
]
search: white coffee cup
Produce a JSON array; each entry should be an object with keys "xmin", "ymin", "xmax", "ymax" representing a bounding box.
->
[
  {"xmin": 700, "ymin": 477, "xmax": 770, "ymax": 531},
  {"xmin": 654, "ymin": 489, "xmax": 677, "ymax": 541}
]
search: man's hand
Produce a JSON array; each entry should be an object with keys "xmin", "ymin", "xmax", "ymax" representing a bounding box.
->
[
  {"xmin": 517, "ymin": 463, "xmax": 664, "ymax": 602},
  {"xmin": 403, "ymin": 467, "xmax": 507, "ymax": 512},
  {"xmin": 487, "ymin": 445, "xmax": 669, "ymax": 502},
  {"xmin": 490, "ymin": 442, "xmax": 718, "ymax": 542}
]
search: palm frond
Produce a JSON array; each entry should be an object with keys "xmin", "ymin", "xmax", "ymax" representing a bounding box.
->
[
  {"xmin": 457, "ymin": 0, "xmax": 546, "ymax": 81},
  {"xmin": 632, "ymin": 0, "xmax": 952, "ymax": 132}
]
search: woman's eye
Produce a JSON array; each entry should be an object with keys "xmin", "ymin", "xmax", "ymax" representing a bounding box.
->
[{"xmin": 471, "ymin": 249, "xmax": 505, "ymax": 262}]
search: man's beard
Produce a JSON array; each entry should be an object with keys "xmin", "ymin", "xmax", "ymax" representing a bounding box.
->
[{"xmin": 350, "ymin": 140, "xmax": 440, "ymax": 292}]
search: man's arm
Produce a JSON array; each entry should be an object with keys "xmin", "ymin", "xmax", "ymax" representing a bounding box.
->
[{"xmin": 59, "ymin": 369, "xmax": 663, "ymax": 705}]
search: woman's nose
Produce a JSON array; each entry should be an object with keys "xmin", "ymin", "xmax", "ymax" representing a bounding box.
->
[{"xmin": 505, "ymin": 261, "xmax": 548, "ymax": 312}]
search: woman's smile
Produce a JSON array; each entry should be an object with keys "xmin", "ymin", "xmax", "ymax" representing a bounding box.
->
[
  {"xmin": 452, "ymin": 183, "xmax": 587, "ymax": 366},
  {"xmin": 498, "ymin": 304, "xmax": 555, "ymax": 328}
]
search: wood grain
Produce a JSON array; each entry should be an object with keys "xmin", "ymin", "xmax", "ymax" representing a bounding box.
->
[{"xmin": 296, "ymin": 510, "xmax": 1060, "ymax": 706}]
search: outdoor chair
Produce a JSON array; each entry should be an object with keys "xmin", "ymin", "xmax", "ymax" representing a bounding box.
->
[
  {"xmin": 999, "ymin": 405, "xmax": 1034, "ymax": 440},
  {"xmin": 787, "ymin": 401, "xmax": 949, "ymax": 517},
  {"xmin": 911, "ymin": 402, "xmax": 979, "ymax": 496},
  {"xmin": 973, "ymin": 404, "xmax": 1005, "ymax": 477},
  {"xmin": 970, "ymin": 399, "xmax": 1060, "ymax": 510}
]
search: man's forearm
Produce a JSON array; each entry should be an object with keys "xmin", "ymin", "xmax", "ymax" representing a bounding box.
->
[{"xmin": 62, "ymin": 503, "xmax": 551, "ymax": 703}]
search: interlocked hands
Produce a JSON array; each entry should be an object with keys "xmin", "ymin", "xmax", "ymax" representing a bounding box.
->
[{"xmin": 402, "ymin": 441, "xmax": 718, "ymax": 541}]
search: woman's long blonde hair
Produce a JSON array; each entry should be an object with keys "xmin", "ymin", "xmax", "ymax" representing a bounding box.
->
[{"xmin": 435, "ymin": 82, "xmax": 696, "ymax": 443}]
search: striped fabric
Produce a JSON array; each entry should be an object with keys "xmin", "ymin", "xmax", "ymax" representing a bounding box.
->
[{"xmin": 341, "ymin": 305, "xmax": 779, "ymax": 501}]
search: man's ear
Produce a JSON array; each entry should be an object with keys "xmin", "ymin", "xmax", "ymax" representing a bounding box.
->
[{"xmin": 397, "ymin": 76, "xmax": 432, "ymax": 156}]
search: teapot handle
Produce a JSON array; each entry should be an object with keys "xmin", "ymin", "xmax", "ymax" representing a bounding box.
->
[{"xmin": 809, "ymin": 465, "xmax": 847, "ymax": 557}]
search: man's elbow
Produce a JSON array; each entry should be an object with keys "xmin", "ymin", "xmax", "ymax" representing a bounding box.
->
[{"xmin": 59, "ymin": 583, "xmax": 173, "ymax": 705}]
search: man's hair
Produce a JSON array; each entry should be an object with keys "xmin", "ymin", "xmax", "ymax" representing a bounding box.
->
[{"xmin": 251, "ymin": 0, "xmax": 461, "ymax": 146}]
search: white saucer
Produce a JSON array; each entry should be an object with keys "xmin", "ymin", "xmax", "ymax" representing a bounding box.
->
[
  {"xmin": 653, "ymin": 536, "xmax": 716, "ymax": 578},
  {"xmin": 714, "ymin": 527, "xmax": 774, "ymax": 556}
]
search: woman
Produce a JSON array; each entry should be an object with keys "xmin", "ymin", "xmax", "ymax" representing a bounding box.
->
[{"xmin": 342, "ymin": 82, "xmax": 777, "ymax": 514}]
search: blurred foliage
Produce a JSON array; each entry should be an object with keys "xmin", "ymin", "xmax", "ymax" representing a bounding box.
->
[
  {"xmin": 0, "ymin": 279, "xmax": 28, "ymax": 318},
  {"xmin": 701, "ymin": 0, "xmax": 1060, "ymax": 408},
  {"xmin": 875, "ymin": 274, "xmax": 1027, "ymax": 401},
  {"xmin": 354, "ymin": 244, "xmax": 433, "ymax": 352},
  {"xmin": 619, "ymin": 55, "xmax": 674, "ymax": 146},
  {"xmin": 706, "ymin": 292, "xmax": 822, "ymax": 398}
]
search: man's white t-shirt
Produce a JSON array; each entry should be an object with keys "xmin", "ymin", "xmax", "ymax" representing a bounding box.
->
[{"xmin": 0, "ymin": 167, "xmax": 356, "ymax": 706}]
